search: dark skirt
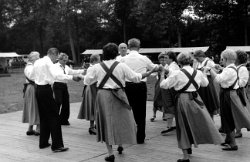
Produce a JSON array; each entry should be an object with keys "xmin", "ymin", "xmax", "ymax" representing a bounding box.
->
[
  {"xmin": 78, "ymin": 84, "xmax": 97, "ymax": 121},
  {"xmin": 95, "ymin": 89, "xmax": 137, "ymax": 145},
  {"xmin": 176, "ymin": 93, "xmax": 223, "ymax": 149},
  {"xmin": 220, "ymin": 89, "xmax": 250, "ymax": 133},
  {"xmin": 153, "ymin": 78, "xmax": 163, "ymax": 111},
  {"xmin": 161, "ymin": 88, "xmax": 176, "ymax": 115},
  {"xmin": 198, "ymin": 76, "xmax": 220, "ymax": 115}
]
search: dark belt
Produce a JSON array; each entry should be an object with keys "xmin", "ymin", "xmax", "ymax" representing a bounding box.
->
[
  {"xmin": 54, "ymin": 82, "xmax": 67, "ymax": 86},
  {"xmin": 126, "ymin": 81, "xmax": 146, "ymax": 85},
  {"xmin": 36, "ymin": 84, "xmax": 50, "ymax": 88}
]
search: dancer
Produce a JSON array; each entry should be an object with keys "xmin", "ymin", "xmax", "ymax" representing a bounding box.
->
[
  {"xmin": 84, "ymin": 43, "xmax": 157, "ymax": 162},
  {"xmin": 160, "ymin": 52, "xmax": 223, "ymax": 162},
  {"xmin": 78, "ymin": 54, "xmax": 100, "ymax": 135},
  {"xmin": 22, "ymin": 51, "xmax": 40, "ymax": 136}
]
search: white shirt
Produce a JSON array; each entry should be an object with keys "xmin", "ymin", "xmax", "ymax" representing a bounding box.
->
[
  {"xmin": 120, "ymin": 50, "xmax": 158, "ymax": 82},
  {"xmin": 24, "ymin": 62, "xmax": 35, "ymax": 83},
  {"xmin": 197, "ymin": 57, "xmax": 215, "ymax": 75},
  {"xmin": 84, "ymin": 60, "xmax": 142, "ymax": 89},
  {"xmin": 160, "ymin": 65, "xmax": 209, "ymax": 91},
  {"xmin": 32, "ymin": 56, "xmax": 73, "ymax": 85},
  {"xmin": 53, "ymin": 62, "xmax": 85, "ymax": 83},
  {"xmin": 166, "ymin": 61, "xmax": 180, "ymax": 76},
  {"xmin": 237, "ymin": 64, "xmax": 249, "ymax": 88},
  {"xmin": 215, "ymin": 63, "xmax": 239, "ymax": 89},
  {"xmin": 116, "ymin": 55, "xmax": 126, "ymax": 62}
]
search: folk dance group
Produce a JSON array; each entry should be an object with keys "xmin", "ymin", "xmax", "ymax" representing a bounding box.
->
[{"xmin": 22, "ymin": 38, "xmax": 250, "ymax": 162}]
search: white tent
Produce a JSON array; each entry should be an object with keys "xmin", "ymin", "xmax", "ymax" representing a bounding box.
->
[
  {"xmin": 0, "ymin": 52, "xmax": 21, "ymax": 58},
  {"xmin": 226, "ymin": 46, "xmax": 250, "ymax": 52}
]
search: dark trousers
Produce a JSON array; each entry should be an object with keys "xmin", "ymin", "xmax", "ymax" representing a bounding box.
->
[
  {"xmin": 125, "ymin": 82, "xmax": 147, "ymax": 143},
  {"xmin": 53, "ymin": 82, "xmax": 70, "ymax": 124},
  {"xmin": 36, "ymin": 85, "xmax": 64, "ymax": 150}
]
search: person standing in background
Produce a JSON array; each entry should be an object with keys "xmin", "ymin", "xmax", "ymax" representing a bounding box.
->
[
  {"xmin": 121, "ymin": 38, "xmax": 159, "ymax": 144},
  {"xmin": 22, "ymin": 51, "xmax": 40, "ymax": 136},
  {"xmin": 53, "ymin": 53, "xmax": 85, "ymax": 125},
  {"xmin": 116, "ymin": 43, "xmax": 128, "ymax": 61}
]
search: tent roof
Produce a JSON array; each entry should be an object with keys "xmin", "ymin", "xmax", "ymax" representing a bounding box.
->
[
  {"xmin": 82, "ymin": 47, "xmax": 209, "ymax": 55},
  {"xmin": 0, "ymin": 52, "xmax": 21, "ymax": 58},
  {"xmin": 226, "ymin": 46, "xmax": 250, "ymax": 52}
]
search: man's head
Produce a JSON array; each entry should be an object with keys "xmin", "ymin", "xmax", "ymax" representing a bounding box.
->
[
  {"xmin": 47, "ymin": 48, "xmax": 59, "ymax": 63},
  {"xmin": 128, "ymin": 38, "xmax": 140, "ymax": 51},
  {"xmin": 58, "ymin": 53, "xmax": 69, "ymax": 66},
  {"xmin": 118, "ymin": 43, "xmax": 128, "ymax": 57}
]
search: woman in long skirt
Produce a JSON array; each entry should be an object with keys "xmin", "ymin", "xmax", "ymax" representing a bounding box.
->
[
  {"xmin": 193, "ymin": 50, "xmax": 220, "ymax": 118},
  {"xmin": 210, "ymin": 49, "xmax": 250, "ymax": 151},
  {"xmin": 78, "ymin": 54, "xmax": 100, "ymax": 135},
  {"xmin": 160, "ymin": 52, "xmax": 223, "ymax": 162},
  {"xmin": 84, "ymin": 43, "xmax": 157, "ymax": 162},
  {"xmin": 22, "ymin": 51, "xmax": 40, "ymax": 136}
]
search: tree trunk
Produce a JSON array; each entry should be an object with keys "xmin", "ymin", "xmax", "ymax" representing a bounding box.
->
[
  {"xmin": 122, "ymin": 19, "xmax": 127, "ymax": 43},
  {"xmin": 177, "ymin": 27, "xmax": 182, "ymax": 47},
  {"xmin": 67, "ymin": 20, "xmax": 77, "ymax": 63}
]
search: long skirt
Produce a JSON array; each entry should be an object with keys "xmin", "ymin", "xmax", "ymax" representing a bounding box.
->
[
  {"xmin": 78, "ymin": 84, "xmax": 97, "ymax": 121},
  {"xmin": 95, "ymin": 89, "xmax": 137, "ymax": 145},
  {"xmin": 220, "ymin": 89, "xmax": 250, "ymax": 133},
  {"xmin": 198, "ymin": 76, "xmax": 220, "ymax": 116},
  {"xmin": 22, "ymin": 84, "xmax": 40, "ymax": 125},
  {"xmin": 153, "ymin": 79, "xmax": 163, "ymax": 111},
  {"xmin": 176, "ymin": 93, "xmax": 223, "ymax": 149}
]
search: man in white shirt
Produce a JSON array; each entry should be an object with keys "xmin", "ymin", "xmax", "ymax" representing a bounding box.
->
[
  {"xmin": 33, "ymin": 48, "xmax": 80, "ymax": 152},
  {"xmin": 53, "ymin": 53, "xmax": 85, "ymax": 125},
  {"xmin": 116, "ymin": 43, "xmax": 128, "ymax": 61},
  {"xmin": 121, "ymin": 38, "xmax": 159, "ymax": 144}
]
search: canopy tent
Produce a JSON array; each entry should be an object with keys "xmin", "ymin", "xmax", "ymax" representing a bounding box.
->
[
  {"xmin": 226, "ymin": 46, "xmax": 250, "ymax": 52},
  {"xmin": 0, "ymin": 52, "xmax": 21, "ymax": 58},
  {"xmin": 82, "ymin": 46, "xmax": 209, "ymax": 55}
]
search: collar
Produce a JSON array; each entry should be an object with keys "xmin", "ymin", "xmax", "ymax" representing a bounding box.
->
[{"xmin": 226, "ymin": 63, "xmax": 236, "ymax": 68}]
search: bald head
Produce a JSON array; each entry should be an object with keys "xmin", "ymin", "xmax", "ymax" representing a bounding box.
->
[{"xmin": 118, "ymin": 43, "xmax": 128, "ymax": 57}]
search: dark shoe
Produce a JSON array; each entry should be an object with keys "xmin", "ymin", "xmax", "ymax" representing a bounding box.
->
[
  {"xmin": 26, "ymin": 130, "xmax": 35, "ymax": 136},
  {"xmin": 177, "ymin": 159, "xmax": 190, "ymax": 162},
  {"xmin": 39, "ymin": 143, "xmax": 51, "ymax": 149},
  {"xmin": 150, "ymin": 117, "xmax": 155, "ymax": 122},
  {"xmin": 105, "ymin": 155, "xmax": 115, "ymax": 162},
  {"xmin": 52, "ymin": 147, "xmax": 69, "ymax": 152},
  {"xmin": 34, "ymin": 131, "xmax": 40, "ymax": 136},
  {"xmin": 235, "ymin": 133, "xmax": 242, "ymax": 138},
  {"xmin": 187, "ymin": 148, "xmax": 192, "ymax": 154},
  {"xmin": 221, "ymin": 142, "xmax": 230, "ymax": 146},
  {"xmin": 88, "ymin": 128, "xmax": 96, "ymax": 135},
  {"xmin": 117, "ymin": 146, "xmax": 123, "ymax": 154},
  {"xmin": 222, "ymin": 145, "xmax": 238, "ymax": 151},
  {"xmin": 61, "ymin": 121, "xmax": 70, "ymax": 126},
  {"xmin": 161, "ymin": 127, "xmax": 176, "ymax": 134}
]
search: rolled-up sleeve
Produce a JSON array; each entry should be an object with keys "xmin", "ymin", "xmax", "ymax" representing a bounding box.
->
[
  {"xmin": 49, "ymin": 63, "xmax": 73, "ymax": 81},
  {"xmin": 238, "ymin": 67, "xmax": 249, "ymax": 87},
  {"xmin": 160, "ymin": 71, "xmax": 178, "ymax": 89},
  {"xmin": 145, "ymin": 56, "xmax": 158, "ymax": 71},
  {"xmin": 215, "ymin": 68, "xmax": 232, "ymax": 84}
]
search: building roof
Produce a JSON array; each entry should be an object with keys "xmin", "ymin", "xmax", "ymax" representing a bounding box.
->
[
  {"xmin": 226, "ymin": 46, "xmax": 250, "ymax": 52},
  {"xmin": 82, "ymin": 46, "xmax": 209, "ymax": 55},
  {"xmin": 0, "ymin": 52, "xmax": 21, "ymax": 58}
]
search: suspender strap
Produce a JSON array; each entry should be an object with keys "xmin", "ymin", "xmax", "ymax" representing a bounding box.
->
[
  {"xmin": 98, "ymin": 61, "xmax": 124, "ymax": 89},
  {"xmin": 228, "ymin": 66, "xmax": 238, "ymax": 90},
  {"xmin": 178, "ymin": 69, "xmax": 198, "ymax": 93},
  {"xmin": 203, "ymin": 59, "xmax": 209, "ymax": 67}
]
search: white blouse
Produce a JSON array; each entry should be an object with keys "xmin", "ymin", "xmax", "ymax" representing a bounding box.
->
[
  {"xmin": 214, "ymin": 63, "xmax": 239, "ymax": 89},
  {"xmin": 160, "ymin": 65, "xmax": 208, "ymax": 91},
  {"xmin": 237, "ymin": 64, "xmax": 249, "ymax": 88},
  {"xmin": 24, "ymin": 62, "xmax": 35, "ymax": 83},
  {"xmin": 84, "ymin": 60, "xmax": 142, "ymax": 89}
]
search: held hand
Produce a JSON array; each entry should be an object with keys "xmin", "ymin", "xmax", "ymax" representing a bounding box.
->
[
  {"xmin": 73, "ymin": 76, "xmax": 81, "ymax": 82},
  {"xmin": 214, "ymin": 64, "xmax": 223, "ymax": 70}
]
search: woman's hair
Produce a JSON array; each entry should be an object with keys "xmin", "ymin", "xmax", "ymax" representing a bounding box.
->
[
  {"xmin": 193, "ymin": 50, "xmax": 206, "ymax": 58},
  {"xmin": 177, "ymin": 52, "xmax": 193, "ymax": 66},
  {"xmin": 90, "ymin": 54, "xmax": 100, "ymax": 63},
  {"xmin": 166, "ymin": 51, "xmax": 177, "ymax": 62},
  {"xmin": 221, "ymin": 49, "xmax": 236, "ymax": 61},
  {"xmin": 28, "ymin": 51, "xmax": 40, "ymax": 62},
  {"xmin": 236, "ymin": 50, "xmax": 248, "ymax": 64},
  {"xmin": 158, "ymin": 52, "xmax": 166, "ymax": 60},
  {"xmin": 103, "ymin": 43, "xmax": 118, "ymax": 60},
  {"xmin": 58, "ymin": 53, "xmax": 68, "ymax": 60}
]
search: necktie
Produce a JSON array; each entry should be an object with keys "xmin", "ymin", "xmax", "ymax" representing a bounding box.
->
[{"xmin": 60, "ymin": 65, "xmax": 66, "ymax": 74}]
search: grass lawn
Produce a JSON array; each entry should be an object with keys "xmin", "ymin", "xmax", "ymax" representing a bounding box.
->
[{"xmin": 0, "ymin": 67, "xmax": 156, "ymax": 114}]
